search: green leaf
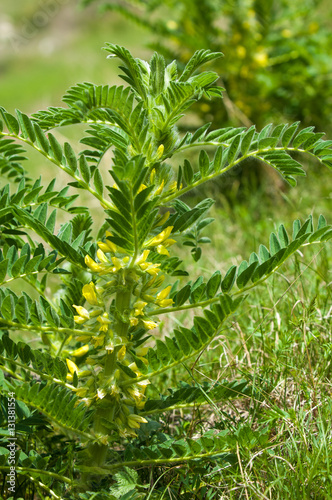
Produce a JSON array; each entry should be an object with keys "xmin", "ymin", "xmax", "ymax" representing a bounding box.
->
[
  {"xmin": 79, "ymin": 155, "xmax": 91, "ymax": 184},
  {"xmin": 199, "ymin": 150, "xmax": 210, "ymax": 177},
  {"xmin": 221, "ymin": 265, "xmax": 237, "ymax": 293},
  {"xmin": 64, "ymin": 142, "xmax": 77, "ymax": 172},
  {"xmin": 1, "ymin": 294, "xmax": 15, "ymax": 320},
  {"xmin": 206, "ymin": 271, "xmax": 221, "ymax": 299},
  {"xmin": 48, "ymin": 133, "xmax": 63, "ymax": 162},
  {"xmin": 281, "ymin": 122, "xmax": 300, "ymax": 147},
  {"xmin": 240, "ymin": 126, "xmax": 256, "ymax": 155},
  {"xmin": 174, "ymin": 284, "xmax": 191, "ymax": 306}
]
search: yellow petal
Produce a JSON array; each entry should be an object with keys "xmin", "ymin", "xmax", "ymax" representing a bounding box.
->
[
  {"xmin": 85, "ymin": 255, "xmax": 102, "ymax": 273},
  {"xmin": 157, "ymin": 285, "xmax": 172, "ymax": 301},
  {"xmin": 72, "ymin": 344, "xmax": 89, "ymax": 357},
  {"xmin": 82, "ymin": 282, "xmax": 99, "ymax": 306},
  {"xmin": 72, "ymin": 305, "xmax": 90, "ymax": 319},
  {"xmin": 142, "ymin": 320, "xmax": 158, "ymax": 330},
  {"xmin": 66, "ymin": 358, "xmax": 78, "ymax": 376}
]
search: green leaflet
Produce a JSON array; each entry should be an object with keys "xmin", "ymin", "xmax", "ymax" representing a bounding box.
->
[{"xmin": 14, "ymin": 382, "xmax": 93, "ymax": 436}]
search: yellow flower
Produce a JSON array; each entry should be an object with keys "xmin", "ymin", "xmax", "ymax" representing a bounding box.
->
[
  {"xmin": 111, "ymin": 256, "xmax": 123, "ymax": 272},
  {"xmin": 137, "ymin": 183, "xmax": 148, "ymax": 193},
  {"xmin": 105, "ymin": 231, "xmax": 118, "ymax": 253},
  {"xmin": 156, "ymin": 244, "xmax": 169, "ymax": 256},
  {"xmin": 145, "ymin": 226, "xmax": 174, "ymax": 247},
  {"xmin": 236, "ymin": 46, "xmax": 246, "ymax": 58},
  {"xmin": 136, "ymin": 250, "xmax": 150, "ymax": 265},
  {"xmin": 66, "ymin": 358, "xmax": 78, "ymax": 375},
  {"xmin": 155, "ymin": 179, "xmax": 165, "ymax": 196},
  {"xmin": 156, "ymin": 285, "xmax": 172, "ymax": 301},
  {"xmin": 96, "ymin": 249, "xmax": 109, "ymax": 263},
  {"xmin": 75, "ymin": 388, "xmax": 89, "ymax": 398},
  {"xmin": 142, "ymin": 319, "xmax": 158, "ymax": 330},
  {"xmin": 74, "ymin": 316, "xmax": 88, "ymax": 325},
  {"xmin": 127, "ymin": 414, "xmax": 148, "ymax": 429},
  {"xmin": 73, "ymin": 305, "xmax": 90, "ymax": 320},
  {"xmin": 117, "ymin": 345, "xmax": 126, "ymax": 361},
  {"xmin": 136, "ymin": 347, "xmax": 148, "ymax": 357},
  {"xmin": 76, "ymin": 335, "xmax": 91, "ymax": 342},
  {"xmin": 82, "ymin": 282, "xmax": 99, "ymax": 306},
  {"xmin": 97, "ymin": 388, "xmax": 107, "ymax": 399},
  {"xmin": 72, "ymin": 344, "xmax": 89, "ymax": 357},
  {"xmin": 134, "ymin": 300, "xmax": 147, "ymax": 316},
  {"xmin": 85, "ymin": 254, "xmax": 103, "ymax": 273},
  {"xmin": 155, "ymin": 211, "xmax": 170, "ymax": 227},
  {"xmin": 157, "ymin": 298, "xmax": 173, "ymax": 307},
  {"xmin": 92, "ymin": 334, "xmax": 105, "ymax": 348},
  {"xmin": 253, "ymin": 50, "xmax": 269, "ymax": 67},
  {"xmin": 130, "ymin": 317, "xmax": 139, "ymax": 326},
  {"xmin": 145, "ymin": 263, "xmax": 161, "ymax": 276}
]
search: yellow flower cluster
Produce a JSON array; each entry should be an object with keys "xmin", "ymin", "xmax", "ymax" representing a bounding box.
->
[{"xmin": 65, "ymin": 220, "xmax": 177, "ymax": 436}]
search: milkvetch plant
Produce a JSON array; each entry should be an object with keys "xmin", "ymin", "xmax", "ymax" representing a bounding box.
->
[{"xmin": 0, "ymin": 44, "xmax": 331, "ymax": 498}]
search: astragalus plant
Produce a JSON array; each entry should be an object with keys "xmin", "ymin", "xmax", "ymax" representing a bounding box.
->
[{"xmin": 0, "ymin": 45, "xmax": 331, "ymax": 498}]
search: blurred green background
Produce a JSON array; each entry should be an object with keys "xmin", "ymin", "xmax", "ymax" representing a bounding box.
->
[{"xmin": 0, "ymin": 0, "xmax": 147, "ymax": 114}]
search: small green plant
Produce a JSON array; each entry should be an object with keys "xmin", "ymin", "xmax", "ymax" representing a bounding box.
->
[{"xmin": 0, "ymin": 44, "xmax": 331, "ymax": 498}]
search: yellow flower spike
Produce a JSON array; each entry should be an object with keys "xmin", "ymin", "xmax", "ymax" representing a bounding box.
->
[
  {"xmin": 82, "ymin": 282, "xmax": 99, "ymax": 306},
  {"xmin": 117, "ymin": 345, "xmax": 126, "ymax": 361},
  {"xmin": 156, "ymin": 244, "xmax": 169, "ymax": 256},
  {"xmin": 123, "ymin": 256, "xmax": 130, "ymax": 264},
  {"xmin": 155, "ymin": 179, "xmax": 165, "ymax": 196},
  {"xmin": 157, "ymin": 285, "xmax": 172, "ymax": 301},
  {"xmin": 142, "ymin": 319, "xmax": 158, "ymax": 330},
  {"xmin": 72, "ymin": 305, "xmax": 90, "ymax": 320},
  {"xmin": 96, "ymin": 249, "xmax": 109, "ymax": 263},
  {"xmin": 145, "ymin": 226, "xmax": 174, "ymax": 247},
  {"xmin": 66, "ymin": 358, "xmax": 79, "ymax": 376},
  {"xmin": 85, "ymin": 254, "xmax": 103, "ymax": 273},
  {"xmin": 72, "ymin": 344, "xmax": 89, "ymax": 357}
]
